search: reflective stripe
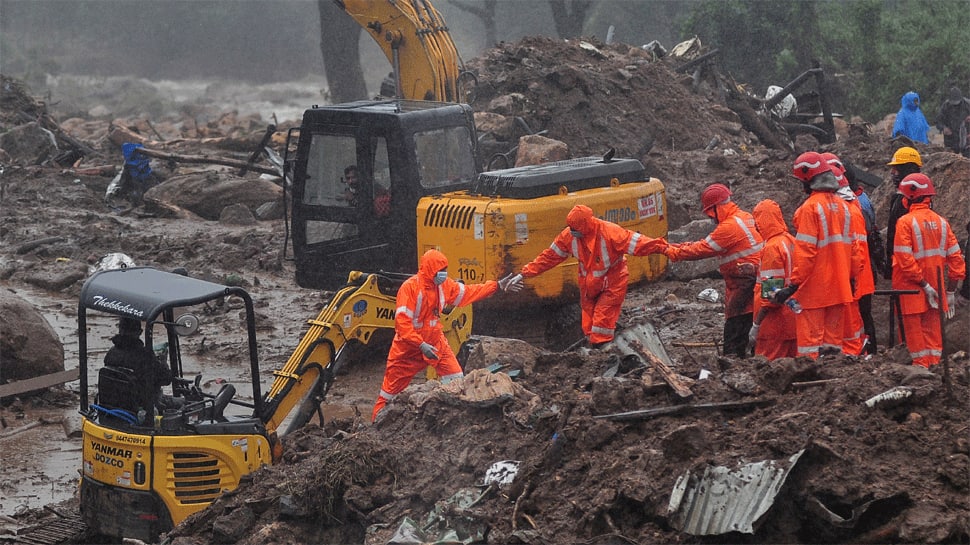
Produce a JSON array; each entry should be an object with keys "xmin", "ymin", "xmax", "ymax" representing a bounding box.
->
[
  {"xmin": 704, "ymin": 235, "xmax": 725, "ymax": 252},
  {"xmin": 716, "ymin": 216, "xmax": 764, "ymax": 265},
  {"xmin": 894, "ymin": 245, "xmax": 913, "ymax": 254},
  {"xmin": 946, "ymin": 243, "xmax": 961, "ymax": 256},
  {"xmin": 591, "ymin": 325, "xmax": 614, "ymax": 335},
  {"xmin": 797, "ymin": 202, "xmax": 852, "ymax": 248},
  {"xmin": 550, "ymin": 241, "xmax": 570, "ymax": 258},
  {"xmin": 378, "ymin": 389, "xmax": 396, "ymax": 401},
  {"xmin": 798, "ymin": 345, "xmax": 820, "ymax": 355},
  {"xmin": 592, "ymin": 237, "xmax": 611, "ymax": 278},
  {"xmin": 412, "ymin": 292, "xmax": 424, "ymax": 328},
  {"xmin": 571, "ymin": 239, "xmax": 587, "ymax": 277},
  {"xmin": 451, "ymin": 282, "xmax": 466, "ymax": 307},
  {"xmin": 843, "ymin": 325, "xmax": 864, "ymax": 341},
  {"xmin": 628, "ymin": 232, "xmax": 641, "ymax": 255},
  {"xmin": 760, "ymin": 268, "xmax": 786, "ymax": 279},
  {"xmin": 909, "ymin": 348, "xmax": 942, "ymax": 359},
  {"xmin": 396, "ymin": 305, "xmax": 414, "ymax": 318},
  {"xmin": 909, "ymin": 217, "xmax": 950, "ymax": 259}
]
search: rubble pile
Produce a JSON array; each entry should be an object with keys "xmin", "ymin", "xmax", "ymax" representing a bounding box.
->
[{"xmin": 1, "ymin": 33, "xmax": 969, "ymax": 545}]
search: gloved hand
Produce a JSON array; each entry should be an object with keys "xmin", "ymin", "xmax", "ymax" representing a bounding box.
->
[
  {"xmin": 945, "ymin": 291, "xmax": 955, "ymax": 318},
  {"xmin": 921, "ymin": 283, "xmax": 939, "ymax": 309},
  {"xmin": 498, "ymin": 273, "xmax": 524, "ymax": 292},
  {"xmin": 747, "ymin": 323, "xmax": 760, "ymax": 351},
  {"xmin": 419, "ymin": 342, "xmax": 439, "ymax": 360},
  {"xmin": 771, "ymin": 285, "xmax": 797, "ymax": 305}
]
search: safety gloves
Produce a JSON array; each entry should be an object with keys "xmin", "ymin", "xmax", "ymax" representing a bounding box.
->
[
  {"xmin": 771, "ymin": 284, "xmax": 798, "ymax": 305},
  {"xmin": 498, "ymin": 273, "xmax": 524, "ymax": 293},
  {"xmin": 945, "ymin": 291, "xmax": 956, "ymax": 319},
  {"xmin": 920, "ymin": 282, "xmax": 939, "ymax": 309},
  {"xmin": 419, "ymin": 342, "xmax": 439, "ymax": 360},
  {"xmin": 747, "ymin": 323, "xmax": 760, "ymax": 351}
]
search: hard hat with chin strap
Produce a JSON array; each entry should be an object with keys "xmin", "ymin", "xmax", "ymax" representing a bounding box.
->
[
  {"xmin": 898, "ymin": 173, "xmax": 936, "ymax": 199},
  {"xmin": 701, "ymin": 183, "xmax": 732, "ymax": 212},
  {"xmin": 792, "ymin": 151, "xmax": 831, "ymax": 182},
  {"xmin": 887, "ymin": 146, "xmax": 923, "ymax": 167}
]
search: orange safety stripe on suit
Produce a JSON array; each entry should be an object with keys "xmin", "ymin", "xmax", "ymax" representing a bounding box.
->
[
  {"xmin": 373, "ymin": 250, "xmax": 497, "ymax": 420},
  {"xmin": 790, "ymin": 192, "xmax": 861, "ymax": 309},
  {"xmin": 751, "ymin": 200, "xmax": 797, "ymax": 359},
  {"xmin": 666, "ymin": 201, "xmax": 763, "ymax": 318},
  {"xmin": 892, "ymin": 202, "xmax": 966, "ymax": 315},
  {"xmin": 521, "ymin": 205, "xmax": 667, "ymax": 343},
  {"xmin": 891, "ymin": 202, "xmax": 965, "ymax": 367}
]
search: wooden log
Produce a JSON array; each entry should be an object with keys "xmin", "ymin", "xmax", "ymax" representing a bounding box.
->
[
  {"xmin": 0, "ymin": 368, "xmax": 79, "ymax": 399},
  {"xmin": 629, "ymin": 340, "xmax": 693, "ymax": 398},
  {"xmin": 134, "ymin": 146, "xmax": 280, "ymax": 176},
  {"xmin": 671, "ymin": 341, "xmax": 719, "ymax": 348}
]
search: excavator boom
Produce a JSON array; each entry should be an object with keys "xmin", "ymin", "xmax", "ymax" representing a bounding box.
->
[{"xmin": 336, "ymin": 0, "xmax": 461, "ymax": 101}]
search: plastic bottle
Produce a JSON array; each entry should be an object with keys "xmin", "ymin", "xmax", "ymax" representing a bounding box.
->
[{"xmin": 786, "ymin": 298, "xmax": 803, "ymax": 314}]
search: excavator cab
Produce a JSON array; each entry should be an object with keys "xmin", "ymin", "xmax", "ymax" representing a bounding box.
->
[
  {"xmin": 288, "ymin": 99, "xmax": 479, "ymax": 289},
  {"xmin": 77, "ymin": 267, "xmax": 272, "ymax": 542}
]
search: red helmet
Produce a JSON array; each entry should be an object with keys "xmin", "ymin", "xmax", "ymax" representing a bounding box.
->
[
  {"xmin": 701, "ymin": 183, "xmax": 732, "ymax": 212},
  {"xmin": 821, "ymin": 152, "xmax": 848, "ymax": 187},
  {"xmin": 898, "ymin": 173, "xmax": 936, "ymax": 199},
  {"xmin": 792, "ymin": 151, "xmax": 831, "ymax": 182}
]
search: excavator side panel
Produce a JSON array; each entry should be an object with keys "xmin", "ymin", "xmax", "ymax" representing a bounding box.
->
[{"xmin": 417, "ymin": 180, "xmax": 669, "ymax": 306}]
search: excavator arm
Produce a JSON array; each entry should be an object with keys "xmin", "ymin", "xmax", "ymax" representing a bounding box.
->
[
  {"xmin": 335, "ymin": 0, "xmax": 463, "ymax": 101},
  {"xmin": 261, "ymin": 271, "xmax": 473, "ymax": 437}
]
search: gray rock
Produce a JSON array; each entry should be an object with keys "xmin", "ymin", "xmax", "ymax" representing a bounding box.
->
[{"xmin": 0, "ymin": 290, "xmax": 65, "ymax": 382}]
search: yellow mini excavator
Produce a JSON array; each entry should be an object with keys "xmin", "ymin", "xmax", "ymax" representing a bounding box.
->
[{"xmin": 77, "ymin": 267, "xmax": 472, "ymax": 542}]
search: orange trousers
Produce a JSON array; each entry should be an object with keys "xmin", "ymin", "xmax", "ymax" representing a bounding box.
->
[
  {"xmin": 795, "ymin": 305, "xmax": 845, "ymax": 360},
  {"xmin": 581, "ymin": 282, "xmax": 628, "ymax": 345},
  {"xmin": 900, "ymin": 311, "xmax": 942, "ymax": 368},
  {"xmin": 372, "ymin": 347, "xmax": 462, "ymax": 421},
  {"xmin": 842, "ymin": 301, "xmax": 865, "ymax": 356}
]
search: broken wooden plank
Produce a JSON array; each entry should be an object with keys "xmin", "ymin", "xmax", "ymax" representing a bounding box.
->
[
  {"xmin": 671, "ymin": 341, "xmax": 719, "ymax": 348},
  {"xmin": 790, "ymin": 378, "xmax": 841, "ymax": 389},
  {"xmin": 629, "ymin": 339, "xmax": 693, "ymax": 398},
  {"xmin": 0, "ymin": 368, "xmax": 79, "ymax": 399},
  {"xmin": 593, "ymin": 398, "xmax": 776, "ymax": 421}
]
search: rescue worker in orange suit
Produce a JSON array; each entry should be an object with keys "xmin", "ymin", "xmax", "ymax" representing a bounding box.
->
[
  {"xmin": 664, "ymin": 184, "xmax": 764, "ymax": 358},
  {"xmin": 884, "ymin": 147, "xmax": 923, "ymax": 279},
  {"xmin": 748, "ymin": 199, "xmax": 797, "ymax": 359},
  {"xmin": 891, "ymin": 173, "xmax": 966, "ymax": 368},
  {"xmin": 824, "ymin": 152, "xmax": 874, "ymax": 356},
  {"xmin": 371, "ymin": 249, "xmax": 522, "ymax": 421},
  {"xmin": 772, "ymin": 152, "xmax": 863, "ymax": 359},
  {"xmin": 516, "ymin": 204, "xmax": 668, "ymax": 348}
]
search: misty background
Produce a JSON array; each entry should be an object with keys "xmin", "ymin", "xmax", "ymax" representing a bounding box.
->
[{"xmin": 1, "ymin": 0, "xmax": 968, "ymax": 123}]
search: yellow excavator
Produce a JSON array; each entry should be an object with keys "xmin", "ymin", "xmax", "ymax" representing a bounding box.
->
[
  {"xmin": 78, "ymin": 267, "xmax": 472, "ymax": 542},
  {"xmin": 288, "ymin": 1, "xmax": 669, "ymax": 306}
]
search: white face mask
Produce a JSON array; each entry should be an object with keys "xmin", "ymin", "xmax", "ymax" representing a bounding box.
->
[
  {"xmin": 570, "ymin": 229, "xmax": 583, "ymax": 238},
  {"xmin": 434, "ymin": 271, "xmax": 448, "ymax": 285}
]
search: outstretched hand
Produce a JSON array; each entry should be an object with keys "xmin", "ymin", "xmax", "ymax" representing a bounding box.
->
[{"xmin": 498, "ymin": 273, "xmax": 524, "ymax": 293}]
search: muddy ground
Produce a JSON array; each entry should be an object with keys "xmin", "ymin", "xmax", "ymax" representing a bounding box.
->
[{"xmin": 1, "ymin": 36, "xmax": 969, "ymax": 544}]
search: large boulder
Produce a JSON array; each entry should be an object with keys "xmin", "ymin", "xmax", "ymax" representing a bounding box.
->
[
  {"xmin": 0, "ymin": 289, "xmax": 64, "ymax": 383},
  {"xmin": 145, "ymin": 171, "xmax": 283, "ymax": 220}
]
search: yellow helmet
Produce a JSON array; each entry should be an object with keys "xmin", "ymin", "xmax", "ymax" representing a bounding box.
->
[{"xmin": 887, "ymin": 146, "xmax": 922, "ymax": 167}]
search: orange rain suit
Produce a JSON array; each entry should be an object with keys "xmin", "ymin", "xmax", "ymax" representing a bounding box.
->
[
  {"xmin": 372, "ymin": 249, "xmax": 498, "ymax": 421},
  {"xmin": 751, "ymin": 200, "xmax": 797, "ymax": 359},
  {"xmin": 790, "ymin": 189, "xmax": 864, "ymax": 359},
  {"xmin": 839, "ymin": 191, "xmax": 875, "ymax": 355},
  {"xmin": 665, "ymin": 200, "xmax": 763, "ymax": 357},
  {"xmin": 521, "ymin": 205, "xmax": 667, "ymax": 345},
  {"xmin": 891, "ymin": 202, "xmax": 966, "ymax": 367}
]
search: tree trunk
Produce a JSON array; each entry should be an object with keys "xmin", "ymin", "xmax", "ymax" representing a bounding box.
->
[
  {"xmin": 318, "ymin": 0, "xmax": 368, "ymax": 103},
  {"xmin": 548, "ymin": 0, "xmax": 592, "ymax": 39}
]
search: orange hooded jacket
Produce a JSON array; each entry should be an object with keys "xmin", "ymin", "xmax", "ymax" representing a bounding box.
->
[
  {"xmin": 790, "ymin": 191, "xmax": 863, "ymax": 309},
  {"xmin": 665, "ymin": 200, "xmax": 764, "ymax": 317},
  {"xmin": 892, "ymin": 202, "xmax": 966, "ymax": 315},
  {"xmin": 751, "ymin": 200, "xmax": 797, "ymax": 356},
  {"xmin": 521, "ymin": 204, "xmax": 667, "ymax": 297}
]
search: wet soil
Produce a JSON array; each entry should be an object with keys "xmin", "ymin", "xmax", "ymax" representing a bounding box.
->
[{"xmin": 2, "ymin": 36, "xmax": 969, "ymax": 544}]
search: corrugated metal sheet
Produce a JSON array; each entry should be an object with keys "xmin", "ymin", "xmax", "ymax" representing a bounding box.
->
[
  {"xmin": 609, "ymin": 321, "xmax": 675, "ymax": 367},
  {"xmin": 667, "ymin": 449, "xmax": 805, "ymax": 535}
]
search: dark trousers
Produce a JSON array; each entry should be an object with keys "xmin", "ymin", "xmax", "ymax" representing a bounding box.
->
[
  {"xmin": 858, "ymin": 294, "xmax": 876, "ymax": 353},
  {"xmin": 724, "ymin": 313, "xmax": 753, "ymax": 358}
]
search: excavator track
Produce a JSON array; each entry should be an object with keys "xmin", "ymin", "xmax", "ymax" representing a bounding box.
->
[{"xmin": 6, "ymin": 508, "xmax": 89, "ymax": 545}]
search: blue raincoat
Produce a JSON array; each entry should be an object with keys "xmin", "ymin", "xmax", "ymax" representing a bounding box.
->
[{"xmin": 891, "ymin": 91, "xmax": 930, "ymax": 143}]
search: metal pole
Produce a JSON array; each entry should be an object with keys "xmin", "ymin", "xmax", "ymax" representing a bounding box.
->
[{"xmin": 937, "ymin": 267, "xmax": 952, "ymax": 397}]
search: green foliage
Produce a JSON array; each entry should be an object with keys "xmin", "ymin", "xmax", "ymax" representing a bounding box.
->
[{"xmin": 684, "ymin": 0, "xmax": 970, "ymax": 122}]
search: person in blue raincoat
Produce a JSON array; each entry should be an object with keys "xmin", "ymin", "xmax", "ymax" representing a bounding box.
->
[{"xmin": 892, "ymin": 91, "xmax": 930, "ymax": 144}]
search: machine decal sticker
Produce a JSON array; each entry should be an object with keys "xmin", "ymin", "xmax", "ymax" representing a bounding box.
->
[
  {"xmin": 474, "ymin": 214, "xmax": 484, "ymax": 240},
  {"xmin": 352, "ymin": 300, "xmax": 367, "ymax": 317},
  {"xmin": 638, "ymin": 195, "xmax": 657, "ymax": 219},
  {"xmin": 515, "ymin": 213, "xmax": 528, "ymax": 243},
  {"xmin": 601, "ymin": 207, "xmax": 638, "ymax": 224}
]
